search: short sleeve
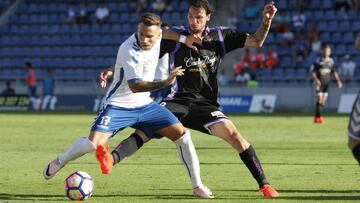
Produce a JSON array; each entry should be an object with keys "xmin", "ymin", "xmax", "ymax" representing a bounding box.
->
[
  {"xmin": 222, "ymin": 28, "xmax": 248, "ymax": 53},
  {"xmin": 120, "ymin": 47, "xmax": 143, "ymax": 83}
]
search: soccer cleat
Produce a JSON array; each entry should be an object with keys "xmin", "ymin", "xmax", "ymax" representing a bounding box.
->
[
  {"xmin": 193, "ymin": 185, "xmax": 214, "ymax": 199},
  {"xmin": 314, "ymin": 117, "xmax": 323, "ymax": 124},
  {"xmin": 95, "ymin": 145, "xmax": 113, "ymax": 174},
  {"xmin": 260, "ymin": 184, "xmax": 279, "ymax": 198},
  {"xmin": 43, "ymin": 157, "xmax": 65, "ymax": 180}
]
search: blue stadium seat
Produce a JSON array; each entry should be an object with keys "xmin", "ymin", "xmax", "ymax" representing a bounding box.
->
[
  {"xmin": 343, "ymin": 32, "xmax": 354, "ymax": 43},
  {"xmin": 351, "ymin": 21, "xmax": 360, "ymax": 32},
  {"xmin": 320, "ymin": 33, "xmax": 331, "ymax": 43},
  {"xmin": 327, "ymin": 21, "xmax": 338, "ymax": 32},
  {"xmin": 284, "ymin": 68, "xmax": 296, "ymax": 78},
  {"xmin": 331, "ymin": 32, "xmax": 342, "ymax": 43},
  {"xmin": 317, "ymin": 21, "xmax": 328, "ymax": 32},
  {"xmin": 280, "ymin": 57, "xmax": 293, "ymax": 68},
  {"xmin": 313, "ymin": 11, "xmax": 323, "ymax": 20},
  {"xmin": 179, "ymin": 1, "xmax": 189, "ymax": 11},
  {"xmin": 338, "ymin": 21, "xmax": 350, "ymax": 32},
  {"xmin": 323, "ymin": 10, "xmax": 336, "ymax": 20},
  {"xmin": 334, "ymin": 44, "xmax": 346, "ymax": 56}
]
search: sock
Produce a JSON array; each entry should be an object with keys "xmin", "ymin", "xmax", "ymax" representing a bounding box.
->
[
  {"xmin": 111, "ymin": 133, "xmax": 144, "ymax": 165},
  {"xmin": 58, "ymin": 137, "xmax": 96, "ymax": 164},
  {"xmin": 174, "ymin": 131, "xmax": 203, "ymax": 189},
  {"xmin": 315, "ymin": 101, "xmax": 321, "ymax": 117},
  {"xmin": 352, "ymin": 144, "xmax": 360, "ymax": 164},
  {"xmin": 239, "ymin": 145, "xmax": 269, "ymax": 188}
]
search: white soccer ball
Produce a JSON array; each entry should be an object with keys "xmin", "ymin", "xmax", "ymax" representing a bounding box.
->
[{"xmin": 64, "ymin": 171, "xmax": 94, "ymax": 201}]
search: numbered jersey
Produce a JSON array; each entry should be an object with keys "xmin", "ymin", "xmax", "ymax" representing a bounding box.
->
[{"xmin": 104, "ymin": 32, "xmax": 162, "ymax": 108}]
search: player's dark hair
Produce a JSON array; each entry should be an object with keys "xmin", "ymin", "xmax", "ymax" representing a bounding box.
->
[
  {"xmin": 140, "ymin": 13, "xmax": 161, "ymax": 27},
  {"xmin": 24, "ymin": 61, "xmax": 32, "ymax": 68},
  {"xmin": 189, "ymin": 0, "xmax": 214, "ymax": 15},
  {"xmin": 321, "ymin": 44, "xmax": 331, "ymax": 50},
  {"xmin": 161, "ymin": 22, "xmax": 170, "ymax": 29}
]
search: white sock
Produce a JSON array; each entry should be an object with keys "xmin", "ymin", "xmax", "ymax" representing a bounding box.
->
[
  {"xmin": 174, "ymin": 131, "xmax": 203, "ymax": 189},
  {"xmin": 58, "ymin": 137, "xmax": 97, "ymax": 164}
]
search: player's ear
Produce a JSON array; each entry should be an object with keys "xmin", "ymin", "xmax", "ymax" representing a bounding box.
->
[{"xmin": 206, "ymin": 14, "xmax": 211, "ymax": 22}]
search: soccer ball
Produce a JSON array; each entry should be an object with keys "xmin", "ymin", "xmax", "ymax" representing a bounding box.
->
[{"xmin": 64, "ymin": 171, "xmax": 94, "ymax": 201}]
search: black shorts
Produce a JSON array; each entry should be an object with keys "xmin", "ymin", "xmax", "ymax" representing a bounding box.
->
[
  {"xmin": 348, "ymin": 93, "xmax": 360, "ymax": 140},
  {"xmin": 316, "ymin": 83, "xmax": 329, "ymax": 94},
  {"xmin": 147, "ymin": 99, "xmax": 229, "ymax": 138}
]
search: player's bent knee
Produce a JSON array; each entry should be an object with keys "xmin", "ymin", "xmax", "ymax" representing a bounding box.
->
[{"xmin": 156, "ymin": 124, "xmax": 186, "ymax": 141}]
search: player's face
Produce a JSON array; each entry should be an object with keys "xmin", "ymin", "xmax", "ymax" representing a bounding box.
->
[
  {"xmin": 188, "ymin": 6, "xmax": 210, "ymax": 34},
  {"xmin": 322, "ymin": 47, "xmax": 331, "ymax": 57},
  {"xmin": 137, "ymin": 23, "xmax": 161, "ymax": 51}
]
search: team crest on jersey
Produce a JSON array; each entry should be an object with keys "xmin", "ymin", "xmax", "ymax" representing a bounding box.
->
[{"xmin": 211, "ymin": 111, "xmax": 225, "ymax": 117}]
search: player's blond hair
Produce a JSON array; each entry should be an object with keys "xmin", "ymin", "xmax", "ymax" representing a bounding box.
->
[{"xmin": 140, "ymin": 13, "xmax": 161, "ymax": 27}]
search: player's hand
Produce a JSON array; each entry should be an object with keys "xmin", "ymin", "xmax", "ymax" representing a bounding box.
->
[
  {"xmin": 165, "ymin": 66, "xmax": 185, "ymax": 85},
  {"xmin": 185, "ymin": 35, "xmax": 202, "ymax": 52},
  {"xmin": 338, "ymin": 81, "xmax": 343, "ymax": 89},
  {"xmin": 263, "ymin": 1, "xmax": 277, "ymax": 24},
  {"xmin": 99, "ymin": 69, "xmax": 113, "ymax": 88}
]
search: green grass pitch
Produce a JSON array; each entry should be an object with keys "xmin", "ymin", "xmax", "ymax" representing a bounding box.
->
[{"xmin": 0, "ymin": 112, "xmax": 359, "ymax": 202}]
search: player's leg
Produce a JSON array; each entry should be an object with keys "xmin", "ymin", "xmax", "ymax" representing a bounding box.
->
[
  {"xmin": 348, "ymin": 93, "xmax": 360, "ymax": 163},
  {"xmin": 134, "ymin": 102, "xmax": 213, "ymax": 198},
  {"xmin": 41, "ymin": 94, "xmax": 51, "ymax": 110},
  {"xmin": 155, "ymin": 124, "xmax": 214, "ymax": 199},
  {"xmin": 183, "ymin": 104, "xmax": 278, "ymax": 198},
  {"xmin": 111, "ymin": 129, "xmax": 150, "ymax": 164},
  {"xmin": 314, "ymin": 91, "xmax": 324, "ymax": 123},
  {"xmin": 111, "ymin": 101, "xmax": 189, "ymax": 165},
  {"xmin": 209, "ymin": 120, "xmax": 279, "ymax": 198},
  {"xmin": 43, "ymin": 131, "xmax": 109, "ymax": 180}
]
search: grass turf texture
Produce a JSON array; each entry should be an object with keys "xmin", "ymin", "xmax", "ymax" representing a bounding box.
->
[{"xmin": 0, "ymin": 112, "xmax": 359, "ymax": 202}]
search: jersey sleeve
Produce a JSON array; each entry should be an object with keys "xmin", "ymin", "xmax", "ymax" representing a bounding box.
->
[
  {"xmin": 120, "ymin": 46, "xmax": 144, "ymax": 83},
  {"xmin": 160, "ymin": 39, "xmax": 176, "ymax": 58},
  {"xmin": 222, "ymin": 28, "xmax": 249, "ymax": 53}
]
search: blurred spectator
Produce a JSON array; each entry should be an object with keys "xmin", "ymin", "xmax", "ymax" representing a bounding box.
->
[
  {"xmin": 334, "ymin": 0, "xmax": 353, "ymax": 11},
  {"xmin": 282, "ymin": 27, "xmax": 295, "ymax": 45},
  {"xmin": 65, "ymin": 2, "xmax": 77, "ymax": 24},
  {"xmin": 296, "ymin": 0, "xmax": 309, "ymax": 10},
  {"xmin": 41, "ymin": 69, "xmax": 57, "ymax": 111},
  {"xmin": 95, "ymin": 3, "xmax": 110, "ymax": 24},
  {"xmin": 255, "ymin": 49, "xmax": 266, "ymax": 69},
  {"xmin": 77, "ymin": 2, "xmax": 89, "ymax": 24},
  {"xmin": 266, "ymin": 47, "xmax": 279, "ymax": 70},
  {"xmin": 307, "ymin": 22, "xmax": 319, "ymax": 46},
  {"xmin": 273, "ymin": 10, "xmax": 290, "ymax": 33},
  {"xmin": 235, "ymin": 69, "xmax": 251, "ymax": 86},
  {"xmin": 0, "ymin": 0, "xmax": 10, "ymax": 12},
  {"xmin": 24, "ymin": 62, "xmax": 40, "ymax": 110},
  {"xmin": 218, "ymin": 69, "xmax": 232, "ymax": 86},
  {"xmin": 244, "ymin": 1, "xmax": 260, "ymax": 19},
  {"xmin": 2, "ymin": 81, "xmax": 15, "ymax": 96},
  {"xmin": 132, "ymin": 0, "xmax": 148, "ymax": 13},
  {"xmin": 340, "ymin": 55, "xmax": 356, "ymax": 78},
  {"xmin": 151, "ymin": 0, "xmax": 172, "ymax": 12},
  {"xmin": 293, "ymin": 33, "xmax": 309, "ymax": 66},
  {"xmin": 292, "ymin": 9, "xmax": 306, "ymax": 30},
  {"xmin": 311, "ymin": 34, "xmax": 322, "ymax": 53},
  {"xmin": 243, "ymin": 49, "xmax": 257, "ymax": 70},
  {"xmin": 227, "ymin": 11, "xmax": 238, "ymax": 30}
]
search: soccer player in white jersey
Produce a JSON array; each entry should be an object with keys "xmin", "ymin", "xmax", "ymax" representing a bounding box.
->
[{"xmin": 43, "ymin": 13, "xmax": 213, "ymax": 198}]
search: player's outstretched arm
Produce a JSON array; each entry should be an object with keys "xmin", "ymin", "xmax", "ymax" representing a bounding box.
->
[
  {"xmin": 333, "ymin": 72, "xmax": 343, "ymax": 88},
  {"xmin": 245, "ymin": 2, "xmax": 277, "ymax": 48},
  {"xmin": 128, "ymin": 66, "xmax": 184, "ymax": 93},
  {"xmin": 99, "ymin": 64, "xmax": 114, "ymax": 88},
  {"xmin": 162, "ymin": 29, "xmax": 202, "ymax": 51}
]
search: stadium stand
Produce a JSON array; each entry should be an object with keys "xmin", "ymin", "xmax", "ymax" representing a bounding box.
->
[{"xmin": 0, "ymin": 0, "xmax": 358, "ymax": 88}]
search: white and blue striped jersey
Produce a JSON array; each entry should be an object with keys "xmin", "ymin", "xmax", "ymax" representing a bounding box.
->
[{"xmin": 104, "ymin": 32, "xmax": 162, "ymax": 108}]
